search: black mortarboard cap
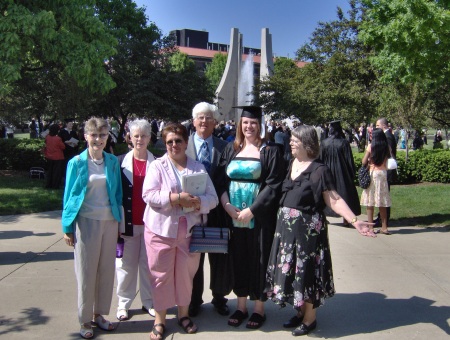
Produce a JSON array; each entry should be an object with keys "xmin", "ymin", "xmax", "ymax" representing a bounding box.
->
[
  {"xmin": 64, "ymin": 117, "xmax": 75, "ymax": 123},
  {"xmin": 328, "ymin": 119, "xmax": 342, "ymax": 129},
  {"xmin": 234, "ymin": 106, "xmax": 262, "ymax": 120}
]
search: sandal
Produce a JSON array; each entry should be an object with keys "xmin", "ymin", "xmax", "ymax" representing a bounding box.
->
[
  {"xmin": 80, "ymin": 323, "xmax": 93, "ymax": 339},
  {"xmin": 150, "ymin": 323, "xmax": 165, "ymax": 340},
  {"xmin": 227, "ymin": 310, "xmax": 249, "ymax": 327},
  {"xmin": 246, "ymin": 312, "xmax": 266, "ymax": 329},
  {"xmin": 178, "ymin": 316, "xmax": 197, "ymax": 334},
  {"xmin": 117, "ymin": 308, "xmax": 129, "ymax": 321},
  {"xmin": 93, "ymin": 315, "xmax": 115, "ymax": 331}
]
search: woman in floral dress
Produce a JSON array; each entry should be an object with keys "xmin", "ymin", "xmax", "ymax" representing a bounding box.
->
[{"xmin": 265, "ymin": 125, "xmax": 375, "ymax": 337}]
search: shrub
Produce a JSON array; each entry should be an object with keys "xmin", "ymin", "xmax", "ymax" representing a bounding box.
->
[
  {"xmin": 0, "ymin": 138, "xmax": 46, "ymax": 171},
  {"xmin": 353, "ymin": 149, "xmax": 450, "ymax": 184}
]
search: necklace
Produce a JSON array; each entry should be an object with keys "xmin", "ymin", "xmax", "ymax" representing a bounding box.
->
[
  {"xmin": 292, "ymin": 160, "xmax": 311, "ymax": 174},
  {"xmin": 133, "ymin": 157, "xmax": 146, "ymax": 177},
  {"xmin": 90, "ymin": 155, "xmax": 104, "ymax": 165}
]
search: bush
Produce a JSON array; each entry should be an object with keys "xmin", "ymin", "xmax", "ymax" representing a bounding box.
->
[
  {"xmin": 353, "ymin": 149, "xmax": 450, "ymax": 184},
  {"xmin": 0, "ymin": 138, "xmax": 46, "ymax": 171}
]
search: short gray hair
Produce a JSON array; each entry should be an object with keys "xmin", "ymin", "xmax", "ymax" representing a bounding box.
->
[
  {"xmin": 84, "ymin": 117, "xmax": 109, "ymax": 135},
  {"xmin": 192, "ymin": 102, "xmax": 217, "ymax": 119},
  {"xmin": 128, "ymin": 119, "xmax": 151, "ymax": 136}
]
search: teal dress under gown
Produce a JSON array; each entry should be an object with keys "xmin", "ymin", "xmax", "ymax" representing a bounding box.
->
[{"xmin": 226, "ymin": 158, "xmax": 261, "ymax": 229}]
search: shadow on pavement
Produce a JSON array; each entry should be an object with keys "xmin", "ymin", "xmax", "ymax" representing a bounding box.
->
[{"xmin": 0, "ymin": 307, "xmax": 49, "ymax": 336}]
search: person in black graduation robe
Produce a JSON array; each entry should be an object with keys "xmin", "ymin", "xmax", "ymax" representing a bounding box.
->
[
  {"xmin": 215, "ymin": 138, "xmax": 285, "ymax": 322},
  {"xmin": 319, "ymin": 121, "xmax": 361, "ymax": 221}
]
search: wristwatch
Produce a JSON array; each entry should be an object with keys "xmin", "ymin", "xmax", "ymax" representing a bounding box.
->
[{"xmin": 351, "ymin": 216, "xmax": 358, "ymax": 224}]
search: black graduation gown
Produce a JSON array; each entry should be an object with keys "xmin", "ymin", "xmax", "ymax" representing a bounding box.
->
[
  {"xmin": 319, "ymin": 137, "xmax": 361, "ymax": 216},
  {"xmin": 215, "ymin": 142, "xmax": 285, "ymax": 300}
]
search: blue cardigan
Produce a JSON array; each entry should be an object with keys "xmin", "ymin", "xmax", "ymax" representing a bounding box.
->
[{"xmin": 61, "ymin": 149, "xmax": 123, "ymax": 233}]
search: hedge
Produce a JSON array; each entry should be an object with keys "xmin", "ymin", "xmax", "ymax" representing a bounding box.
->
[
  {"xmin": 2, "ymin": 138, "xmax": 449, "ymax": 183},
  {"xmin": 0, "ymin": 138, "xmax": 166, "ymax": 171},
  {"xmin": 353, "ymin": 149, "xmax": 450, "ymax": 184}
]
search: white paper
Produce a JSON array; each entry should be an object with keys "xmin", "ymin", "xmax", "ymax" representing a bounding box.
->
[
  {"xmin": 181, "ymin": 172, "xmax": 208, "ymax": 212},
  {"xmin": 66, "ymin": 137, "xmax": 79, "ymax": 146}
]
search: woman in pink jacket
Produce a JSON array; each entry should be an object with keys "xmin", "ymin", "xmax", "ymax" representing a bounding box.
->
[{"xmin": 142, "ymin": 123, "xmax": 218, "ymax": 340}]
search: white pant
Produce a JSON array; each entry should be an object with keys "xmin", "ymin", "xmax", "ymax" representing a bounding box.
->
[
  {"xmin": 116, "ymin": 225, "xmax": 153, "ymax": 310},
  {"xmin": 74, "ymin": 216, "xmax": 118, "ymax": 324}
]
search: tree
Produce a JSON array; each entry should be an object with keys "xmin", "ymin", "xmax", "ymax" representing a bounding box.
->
[
  {"xmin": 205, "ymin": 53, "xmax": 227, "ymax": 93},
  {"xmin": 93, "ymin": 0, "xmax": 176, "ymax": 140},
  {"xmin": 0, "ymin": 0, "xmax": 117, "ymax": 96},
  {"xmin": 360, "ymin": 0, "xmax": 450, "ymax": 86},
  {"xmin": 258, "ymin": 0, "xmax": 380, "ymax": 127}
]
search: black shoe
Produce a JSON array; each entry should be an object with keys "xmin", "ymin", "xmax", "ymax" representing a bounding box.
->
[
  {"xmin": 292, "ymin": 321, "xmax": 317, "ymax": 336},
  {"xmin": 214, "ymin": 304, "xmax": 230, "ymax": 316},
  {"xmin": 188, "ymin": 304, "xmax": 201, "ymax": 317},
  {"xmin": 373, "ymin": 217, "xmax": 381, "ymax": 228},
  {"xmin": 283, "ymin": 315, "xmax": 303, "ymax": 328}
]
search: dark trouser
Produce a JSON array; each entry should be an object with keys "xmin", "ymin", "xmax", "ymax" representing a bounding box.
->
[
  {"xmin": 190, "ymin": 253, "xmax": 228, "ymax": 307},
  {"xmin": 45, "ymin": 159, "xmax": 64, "ymax": 189}
]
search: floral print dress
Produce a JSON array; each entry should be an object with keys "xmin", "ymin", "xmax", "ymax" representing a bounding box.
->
[{"xmin": 265, "ymin": 160, "xmax": 336, "ymax": 310}]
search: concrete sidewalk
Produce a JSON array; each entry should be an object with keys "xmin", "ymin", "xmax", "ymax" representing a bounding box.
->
[{"xmin": 0, "ymin": 211, "xmax": 449, "ymax": 339}]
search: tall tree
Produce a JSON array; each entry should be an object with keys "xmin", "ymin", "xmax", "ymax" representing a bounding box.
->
[
  {"xmin": 360, "ymin": 0, "xmax": 450, "ymax": 86},
  {"xmin": 0, "ymin": 0, "xmax": 116, "ymax": 96},
  {"xmin": 205, "ymin": 53, "xmax": 227, "ymax": 93},
  {"xmin": 258, "ymin": 0, "xmax": 379, "ymax": 126},
  {"xmin": 93, "ymin": 0, "xmax": 175, "ymax": 140}
]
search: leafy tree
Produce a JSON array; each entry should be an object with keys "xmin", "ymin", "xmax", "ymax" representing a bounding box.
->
[
  {"xmin": 205, "ymin": 53, "xmax": 227, "ymax": 92},
  {"xmin": 360, "ymin": 0, "xmax": 450, "ymax": 86},
  {"xmin": 258, "ymin": 0, "xmax": 379, "ymax": 127},
  {"xmin": 93, "ymin": 0, "xmax": 176, "ymax": 141},
  {"xmin": 0, "ymin": 0, "xmax": 117, "ymax": 96}
]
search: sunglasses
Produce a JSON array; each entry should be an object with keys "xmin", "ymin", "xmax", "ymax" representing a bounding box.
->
[{"xmin": 166, "ymin": 139, "xmax": 183, "ymax": 146}]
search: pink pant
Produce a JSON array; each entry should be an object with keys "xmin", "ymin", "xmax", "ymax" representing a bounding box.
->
[{"xmin": 145, "ymin": 217, "xmax": 200, "ymax": 311}]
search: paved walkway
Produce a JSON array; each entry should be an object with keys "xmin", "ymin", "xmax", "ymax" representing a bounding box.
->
[{"xmin": 0, "ymin": 211, "xmax": 449, "ymax": 339}]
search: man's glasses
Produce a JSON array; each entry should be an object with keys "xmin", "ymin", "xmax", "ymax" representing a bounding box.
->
[
  {"xmin": 166, "ymin": 139, "xmax": 183, "ymax": 146},
  {"xmin": 89, "ymin": 133, "xmax": 108, "ymax": 139},
  {"xmin": 196, "ymin": 116, "xmax": 214, "ymax": 121},
  {"xmin": 132, "ymin": 134, "xmax": 149, "ymax": 139}
]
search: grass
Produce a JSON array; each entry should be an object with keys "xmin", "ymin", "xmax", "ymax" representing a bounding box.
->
[
  {"xmin": 357, "ymin": 183, "xmax": 450, "ymax": 228},
  {"xmin": 1, "ymin": 171, "xmax": 449, "ymax": 228},
  {"xmin": 0, "ymin": 171, "xmax": 63, "ymax": 215}
]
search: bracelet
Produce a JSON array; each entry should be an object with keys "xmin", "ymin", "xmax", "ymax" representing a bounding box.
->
[{"xmin": 351, "ymin": 216, "xmax": 358, "ymax": 225}]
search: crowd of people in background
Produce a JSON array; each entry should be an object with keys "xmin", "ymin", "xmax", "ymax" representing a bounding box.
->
[
  {"xmin": 56, "ymin": 106, "xmax": 393, "ymax": 340},
  {"xmin": 4, "ymin": 103, "xmax": 447, "ymax": 338}
]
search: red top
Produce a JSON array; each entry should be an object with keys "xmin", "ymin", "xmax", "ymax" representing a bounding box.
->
[
  {"xmin": 132, "ymin": 158, "xmax": 146, "ymax": 225},
  {"xmin": 44, "ymin": 135, "xmax": 65, "ymax": 160}
]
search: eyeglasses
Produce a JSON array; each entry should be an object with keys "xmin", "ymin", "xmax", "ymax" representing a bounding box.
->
[
  {"xmin": 166, "ymin": 139, "xmax": 184, "ymax": 146},
  {"xmin": 196, "ymin": 116, "xmax": 214, "ymax": 121},
  {"xmin": 132, "ymin": 134, "xmax": 149, "ymax": 139},
  {"xmin": 89, "ymin": 133, "xmax": 108, "ymax": 139}
]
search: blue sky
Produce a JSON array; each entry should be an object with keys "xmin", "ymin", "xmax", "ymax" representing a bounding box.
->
[{"xmin": 133, "ymin": 0, "xmax": 351, "ymax": 58}]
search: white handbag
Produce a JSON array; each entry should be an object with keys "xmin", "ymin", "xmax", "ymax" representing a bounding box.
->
[{"xmin": 387, "ymin": 157, "xmax": 397, "ymax": 170}]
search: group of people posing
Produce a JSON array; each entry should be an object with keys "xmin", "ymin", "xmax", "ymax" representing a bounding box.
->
[{"xmin": 62, "ymin": 104, "xmax": 395, "ymax": 339}]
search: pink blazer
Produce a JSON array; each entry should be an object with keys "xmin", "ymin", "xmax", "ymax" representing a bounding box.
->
[{"xmin": 142, "ymin": 153, "xmax": 218, "ymax": 238}]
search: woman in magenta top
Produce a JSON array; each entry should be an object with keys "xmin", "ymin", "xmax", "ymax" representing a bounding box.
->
[{"xmin": 115, "ymin": 119, "xmax": 156, "ymax": 321}]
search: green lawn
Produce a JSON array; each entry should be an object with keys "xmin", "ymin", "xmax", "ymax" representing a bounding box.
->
[
  {"xmin": 1, "ymin": 172, "xmax": 449, "ymax": 228},
  {"xmin": 0, "ymin": 172, "xmax": 63, "ymax": 215},
  {"xmin": 357, "ymin": 183, "xmax": 450, "ymax": 227}
]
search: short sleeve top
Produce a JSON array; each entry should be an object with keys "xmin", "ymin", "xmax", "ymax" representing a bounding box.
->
[{"xmin": 280, "ymin": 160, "xmax": 336, "ymax": 214}]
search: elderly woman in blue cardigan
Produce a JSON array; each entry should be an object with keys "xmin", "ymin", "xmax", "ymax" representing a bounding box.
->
[{"xmin": 62, "ymin": 117, "xmax": 123, "ymax": 339}]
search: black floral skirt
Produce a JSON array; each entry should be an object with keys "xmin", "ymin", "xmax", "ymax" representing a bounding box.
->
[{"xmin": 265, "ymin": 207, "xmax": 335, "ymax": 309}]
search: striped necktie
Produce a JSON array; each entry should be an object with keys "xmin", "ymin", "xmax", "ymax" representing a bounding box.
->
[{"xmin": 199, "ymin": 141, "xmax": 211, "ymax": 173}]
